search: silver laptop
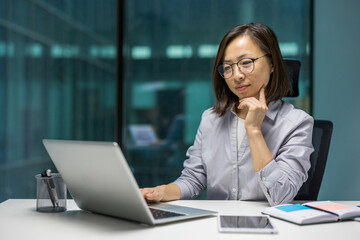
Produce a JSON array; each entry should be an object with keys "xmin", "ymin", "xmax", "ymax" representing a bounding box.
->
[{"xmin": 42, "ymin": 139, "xmax": 216, "ymax": 225}]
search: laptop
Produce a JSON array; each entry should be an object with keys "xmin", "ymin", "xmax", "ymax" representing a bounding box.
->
[
  {"xmin": 42, "ymin": 139, "xmax": 216, "ymax": 225},
  {"xmin": 128, "ymin": 124, "xmax": 158, "ymax": 146}
]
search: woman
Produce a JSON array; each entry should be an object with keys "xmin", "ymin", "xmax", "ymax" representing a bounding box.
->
[{"xmin": 140, "ymin": 23, "xmax": 314, "ymax": 206}]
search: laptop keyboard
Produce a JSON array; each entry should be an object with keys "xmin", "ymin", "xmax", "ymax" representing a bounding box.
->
[{"xmin": 149, "ymin": 207, "xmax": 186, "ymax": 219}]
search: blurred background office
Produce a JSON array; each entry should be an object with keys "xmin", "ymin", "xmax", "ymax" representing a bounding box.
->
[{"xmin": 0, "ymin": 0, "xmax": 359, "ymax": 202}]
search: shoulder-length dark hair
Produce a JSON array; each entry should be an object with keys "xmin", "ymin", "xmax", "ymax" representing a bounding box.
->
[{"xmin": 212, "ymin": 23, "xmax": 289, "ymax": 116}]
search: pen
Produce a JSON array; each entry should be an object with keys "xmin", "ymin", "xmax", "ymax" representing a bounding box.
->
[{"xmin": 41, "ymin": 169, "xmax": 59, "ymax": 208}]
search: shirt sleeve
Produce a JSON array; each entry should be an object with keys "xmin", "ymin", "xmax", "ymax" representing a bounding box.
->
[
  {"xmin": 173, "ymin": 111, "xmax": 208, "ymax": 200},
  {"xmin": 257, "ymin": 114, "xmax": 314, "ymax": 206}
]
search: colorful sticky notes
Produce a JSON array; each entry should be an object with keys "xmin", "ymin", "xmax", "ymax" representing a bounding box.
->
[
  {"xmin": 275, "ymin": 204, "xmax": 312, "ymax": 212},
  {"xmin": 314, "ymin": 203, "xmax": 352, "ymax": 211}
]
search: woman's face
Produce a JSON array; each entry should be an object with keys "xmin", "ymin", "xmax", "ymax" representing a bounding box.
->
[{"xmin": 223, "ymin": 34, "xmax": 273, "ymax": 100}]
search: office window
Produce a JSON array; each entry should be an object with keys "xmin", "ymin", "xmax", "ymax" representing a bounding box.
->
[
  {"xmin": 0, "ymin": 0, "xmax": 312, "ymax": 203},
  {"xmin": 0, "ymin": 0, "xmax": 117, "ymax": 202},
  {"xmin": 122, "ymin": 0, "xmax": 312, "ymax": 190}
]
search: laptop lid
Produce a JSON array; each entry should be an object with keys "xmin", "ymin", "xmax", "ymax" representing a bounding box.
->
[{"xmin": 42, "ymin": 139, "xmax": 216, "ymax": 225}]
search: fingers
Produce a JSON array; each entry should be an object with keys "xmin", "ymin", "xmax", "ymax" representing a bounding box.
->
[
  {"xmin": 139, "ymin": 188, "xmax": 162, "ymax": 202},
  {"xmin": 238, "ymin": 97, "xmax": 262, "ymax": 110},
  {"xmin": 238, "ymin": 86, "xmax": 267, "ymax": 110},
  {"xmin": 237, "ymin": 87, "xmax": 268, "ymax": 132},
  {"xmin": 140, "ymin": 188, "xmax": 153, "ymax": 201},
  {"xmin": 140, "ymin": 188, "xmax": 152, "ymax": 197},
  {"xmin": 259, "ymin": 86, "xmax": 267, "ymax": 105}
]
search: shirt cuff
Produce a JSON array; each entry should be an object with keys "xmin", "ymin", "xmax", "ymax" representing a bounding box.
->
[
  {"xmin": 173, "ymin": 180, "xmax": 192, "ymax": 200},
  {"xmin": 257, "ymin": 160, "xmax": 282, "ymax": 206}
]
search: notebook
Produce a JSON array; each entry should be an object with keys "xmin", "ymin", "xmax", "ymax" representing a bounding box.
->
[
  {"xmin": 262, "ymin": 201, "xmax": 360, "ymax": 225},
  {"xmin": 42, "ymin": 139, "xmax": 216, "ymax": 225}
]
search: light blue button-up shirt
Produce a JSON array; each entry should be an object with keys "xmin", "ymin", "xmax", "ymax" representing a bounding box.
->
[{"xmin": 174, "ymin": 100, "xmax": 314, "ymax": 206}]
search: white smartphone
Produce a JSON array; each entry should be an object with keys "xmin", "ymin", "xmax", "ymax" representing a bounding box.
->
[{"xmin": 217, "ymin": 215, "xmax": 277, "ymax": 234}]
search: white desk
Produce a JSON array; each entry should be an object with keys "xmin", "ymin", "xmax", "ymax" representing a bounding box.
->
[{"xmin": 0, "ymin": 199, "xmax": 359, "ymax": 240}]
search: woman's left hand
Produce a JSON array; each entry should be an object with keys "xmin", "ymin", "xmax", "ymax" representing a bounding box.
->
[{"xmin": 238, "ymin": 87, "xmax": 268, "ymax": 133}]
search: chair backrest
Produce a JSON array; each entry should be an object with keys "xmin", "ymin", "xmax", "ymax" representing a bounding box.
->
[
  {"xmin": 294, "ymin": 120, "xmax": 333, "ymax": 200},
  {"xmin": 285, "ymin": 59, "xmax": 301, "ymax": 97},
  {"xmin": 284, "ymin": 59, "xmax": 333, "ymax": 200}
]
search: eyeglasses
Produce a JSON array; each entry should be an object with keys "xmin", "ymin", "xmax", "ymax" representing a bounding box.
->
[{"xmin": 217, "ymin": 54, "xmax": 270, "ymax": 79}]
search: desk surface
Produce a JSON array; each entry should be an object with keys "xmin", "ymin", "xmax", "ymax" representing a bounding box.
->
[{"xmin": 1, "ymin": 199, "xmax": 359, "ymax": 240}]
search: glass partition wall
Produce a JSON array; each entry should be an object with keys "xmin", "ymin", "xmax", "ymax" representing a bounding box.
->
[
  {"xmin": 0, "ymin": 0, "xmax": 311, "ymax": 202},
  {"xmin": 0, "ymin": 0, "xmax": 117, "ymax": 202}
]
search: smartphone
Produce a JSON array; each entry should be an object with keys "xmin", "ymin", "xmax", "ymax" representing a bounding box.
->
[{"xmin": 217, "ymin": 215, "xmax": 277, "ymax": 234}]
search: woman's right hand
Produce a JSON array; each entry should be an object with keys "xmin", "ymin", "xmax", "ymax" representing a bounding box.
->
[
  {"xmin": 140, "ymin": 183, "xmax": 181, "ymax": 203},
  {"xmin": 140, "ymin": 186, "xmax": 165, "ymax": 202}
]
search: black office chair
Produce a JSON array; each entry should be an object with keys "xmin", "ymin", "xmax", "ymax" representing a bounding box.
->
[
  {"xmin": 285, "ymin": 59, "xmax": 300, "ymax": 97},
  {"xmin": 294, "ymin": 120, "xmax": 333, "ymax": 200},
  {"xmin": 284, "ymin": 59, "xmax": 334, "ymax": 200}
]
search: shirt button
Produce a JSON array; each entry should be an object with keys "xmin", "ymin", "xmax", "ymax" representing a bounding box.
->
[
  {"xmin": 232, "ymin": 188, "xmax": 237, "ymax": 193},
  {"xmin": 233, "ymin": 164, "xmax": 236, "ymax": 169},
  {"xmin": 262, "ymin": 177, "xmax": 266, "ymax": 181}
]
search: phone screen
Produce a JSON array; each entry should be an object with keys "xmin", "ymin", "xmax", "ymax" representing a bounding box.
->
[{"xmin": 218, "ymin": 215, "xmax": 277, "ymax": 233}]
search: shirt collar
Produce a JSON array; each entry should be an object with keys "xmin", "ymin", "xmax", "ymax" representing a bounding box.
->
[{"xmin": 265, "ymin": 100, "xmax": 282, "ymax": 121}]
